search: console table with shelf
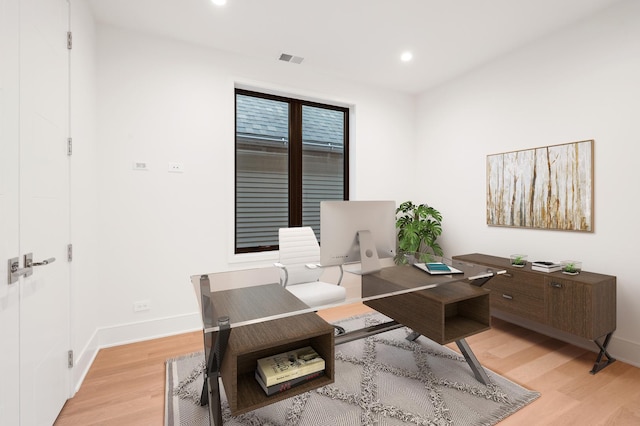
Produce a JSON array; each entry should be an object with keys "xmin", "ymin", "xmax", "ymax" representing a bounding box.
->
[
  {"xmin": 362, "ymin": 266, "xmax": 491, "ymax": 345},
  {"xmin": 453, "ymin": 253, "xmax": 617, "ymax": 374},
  {"xmin": 202, "ymin": 284, "xmax": 335, "ymax": 416},
  {"xmin": 193, "ymin": 260, "xmax": 502, "ymax": 426}
]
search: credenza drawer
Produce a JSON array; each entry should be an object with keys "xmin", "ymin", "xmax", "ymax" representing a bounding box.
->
[{"xmin": 485, "ymin": 270, "xmax": 545, "ymax": 323}]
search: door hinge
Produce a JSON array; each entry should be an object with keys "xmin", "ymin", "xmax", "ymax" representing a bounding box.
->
[
  {"xmin": 67, "ymin": 31, "xmax": 72, "ymax": 50},
  {"xmin": 68, "ymin": 350, "xmax": 74, "ymax": 368},
  {"xmin": 67, "ymin": 138, "xmax": 72, "ymax": 156},
  {"xmin": 67, "ymin": 244, "xmax": 73, "ymax": 262}
]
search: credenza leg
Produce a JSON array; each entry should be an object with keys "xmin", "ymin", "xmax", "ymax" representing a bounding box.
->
[
  {"xmin": 456, "ymin": 338, "xmax": 490, "ymax": 385},
  {"xmin": 590, "ymin": 332, "xmax": 616, "ymax": 374}
]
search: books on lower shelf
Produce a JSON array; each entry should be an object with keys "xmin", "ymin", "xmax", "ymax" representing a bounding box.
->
[
  {"xmin": 254, "ymin": 369, "xmax": 324, "ymax": 396},
  {"xmin": 413, "ymin": 262, "xmax": 463, "ymax": 275},
  {"xmin": 256, "ymin": 346, "xmax": 325, "ymax": 387},
  {"xmin": 531, "ymin": 261, "xmax": 563, "ymax": 273}
]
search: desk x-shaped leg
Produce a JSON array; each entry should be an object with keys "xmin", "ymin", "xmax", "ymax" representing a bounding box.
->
[
  {"xmin": 590, "ymin": 332, "xmax": 616, "ymax": 374},
  {"xmin": 200, "ymin": 317, "xmax": 231, "ymax": 426},
  {"xmin": 455, "ymin": 338, "xmax": 491, "ymax": 384},
  {"xmin": 406, "ymin": 332, "xmax": 490, "ymax": 385},
  {"xmin": 403, "ymin": 270, "xmax": 496, "ymax": 385}
]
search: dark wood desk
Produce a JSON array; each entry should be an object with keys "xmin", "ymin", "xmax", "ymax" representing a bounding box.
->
[
  {"xmin": 363, "ymin": 265, "xmax": 491, "ymax": 344},
  {"xmin": 198, "ymin": 283, "xmax": 335, "ymax": 418},
  {"xmin": 194, "ymin": 261, "xmax": 497, "ymax": 425},
  {"xmin": 362, "ymin": 265, "xmax": 491, "ymax": 388}
]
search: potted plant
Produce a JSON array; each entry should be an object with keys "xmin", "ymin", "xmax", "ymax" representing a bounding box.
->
[
  {"xmin": 562, "ymin": 261, "xmax": 582, "ymax": 275},
  {"xmin": 395, "ymin": 201, "xmax": 443, "ymax": 264},
  {"xmin": 510, "ymin": 254, "xmax": 527, "ymax": 267}
]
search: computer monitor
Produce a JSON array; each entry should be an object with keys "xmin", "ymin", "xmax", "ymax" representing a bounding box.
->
[{"xmin": 320, "ymin": 200, "xmax": 396, "ymax": 274}]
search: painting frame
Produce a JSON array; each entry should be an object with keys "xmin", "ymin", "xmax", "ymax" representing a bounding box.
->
[{"xmin": 486, "ymin": 140, "xmax": 594, "ymax": 232}]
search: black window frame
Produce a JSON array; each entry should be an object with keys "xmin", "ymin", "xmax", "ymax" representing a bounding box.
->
[{"xmin": 234, "ymin": 88, "xmax": 350, "ymax": 254}]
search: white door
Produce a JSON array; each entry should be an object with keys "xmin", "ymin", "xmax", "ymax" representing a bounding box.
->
[
  {"xmin": 0, "ymin": 0, "xmax": 21, "ymax": 423},
  {"xmin": 19, "ymin": 0, "xmax": 71, "ymax": 424}
]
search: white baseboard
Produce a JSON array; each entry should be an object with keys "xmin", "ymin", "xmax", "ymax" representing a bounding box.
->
[
  {"xmin": 71, "ymin": 331, "xmax": 100, "ymax": 395},
  {"xmin": 608, "ymin": 335, "xmax": 640, "ymax": 368},
  {"xmin": 71, "ymin": 311, "xmax": 202, "ymax": 394}
]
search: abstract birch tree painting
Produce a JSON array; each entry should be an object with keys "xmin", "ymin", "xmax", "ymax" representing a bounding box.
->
[{"xmin": 487, "ymin": 140, "xmax": 593, "ymax": 232}]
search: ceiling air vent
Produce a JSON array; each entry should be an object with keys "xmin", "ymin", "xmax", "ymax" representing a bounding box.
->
[{"xmin": 279, "ymin": 53, "xmax": 304, "ymax": 64}]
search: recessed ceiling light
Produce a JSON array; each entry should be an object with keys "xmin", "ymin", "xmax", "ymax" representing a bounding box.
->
[
  {"xmin": 211, "ymin": 0, "xmax": 227, "ymax": 6},
  {"xmin": 400, "ymin": 51, "xmax": 413, "ymax": 62}
]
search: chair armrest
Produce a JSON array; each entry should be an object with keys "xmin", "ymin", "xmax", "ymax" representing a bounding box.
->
[
  {"xmin": 308, "ymin": 263, "xmax": 344, "ymax": 286},
  {"xmin": 273, "ymin": 262, "xmax": 289, "ymax": 287},
  {"xmin": 275, "ymin": 262, "xmax": 344, "ymax": 286}
]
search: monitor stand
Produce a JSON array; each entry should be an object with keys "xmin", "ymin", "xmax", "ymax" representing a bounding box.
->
[{"xmin": 354, "ymin": 230, "xmax": 381, "ymax": 274}]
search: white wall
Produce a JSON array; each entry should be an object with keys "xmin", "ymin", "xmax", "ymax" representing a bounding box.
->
[
  {"xmin": 85, "ymin": 25, "xmax": 416, "ymax": 352},
  {"xmin": 415, "ymin": 0, "xmax": 640, "ymax": 365}
]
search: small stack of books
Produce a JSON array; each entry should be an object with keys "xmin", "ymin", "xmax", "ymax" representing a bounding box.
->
[
  {"xmin": 414, "ymin": 262, "xmax": 463, "ymax": 275},
  {"xmin": 531, "ymin": 261, "xmax": 563, "ymax": 273},
  {"xmin": 255, "ymin": 346, "xmax": 325, "ymax": 396},
  {"xmin": 426, "ymin": 262, "xmax": 451, "ymax": 272}
]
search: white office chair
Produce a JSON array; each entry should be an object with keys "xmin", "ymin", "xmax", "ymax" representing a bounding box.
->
[{"xmin": 275, "ymin": 226, "xmax": 347, "ymax": 308}]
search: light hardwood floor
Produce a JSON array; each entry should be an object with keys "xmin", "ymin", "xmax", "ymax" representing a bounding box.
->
[{"xmin": 55, "ymin": 304, "xmax": 640, "ymax": 425}]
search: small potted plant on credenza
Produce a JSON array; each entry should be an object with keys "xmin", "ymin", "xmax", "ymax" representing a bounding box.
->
[
  {"xmin": 562, "ymin": 261, "xmax": 582, "ymax": 275},
  {"xmin": 510, "ymin": 254, "xmax": 527, "ymax": 267}
]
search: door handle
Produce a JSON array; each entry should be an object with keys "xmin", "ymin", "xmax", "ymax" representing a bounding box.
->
[
  {"xmin": 27, "ymin": 256, "xmax": 56, "ymax": 267},
  {"xmin": 23, "ymin": 253, "xmax": 55, "ymax": 277},
  {"xmin": 6, "ymin": 253, "xmax": 57, "ymax": 284}
]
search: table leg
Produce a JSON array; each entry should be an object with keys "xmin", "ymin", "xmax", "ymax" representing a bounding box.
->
[
  {"xmin": 200, "ymin": 317, "xmax": 231, "ymax": 426},
  {"xmin": 203, "ymin": 373, "xmax": 223, "ymax": 426},
  {"xmin": 406, "ymin": 333, "xmax": 489, "ymax": 385},
  {"xmin": 455, "ymin": 338, "xmax": 490, "ymax": 385},
  {"xmin": 406, "ymin": 331, "xmax": 421, "ymax": 342}
]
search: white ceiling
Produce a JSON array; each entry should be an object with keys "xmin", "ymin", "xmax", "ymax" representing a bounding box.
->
[{"xmin": 88, "ymin": 0, "xmax": 624, "ymax": 94}]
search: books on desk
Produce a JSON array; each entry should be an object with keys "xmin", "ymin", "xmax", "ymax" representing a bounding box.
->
[
  {"xmin": 531, "ymin": 261, "xmax": 563, "ymax": 273},
  {"xmin": 256, "ymin": 346, "xmax": 325, "ymax": 392},
  {"xmin": 255, "ymin": 369, "xmax": 324, "ymax": 396},
  {"xmin": 414, "ymin": 262, "xmax": 463, "ymax": 275}
]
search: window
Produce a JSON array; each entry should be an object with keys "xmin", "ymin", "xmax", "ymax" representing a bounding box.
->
[{"xmin": 235, "ymin": 89, "xmax": 349, "ymax": 253}]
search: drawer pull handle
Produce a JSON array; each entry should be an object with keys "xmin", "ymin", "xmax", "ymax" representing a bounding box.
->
[
  {"xmin": 503, "ymin": 273, "xmax": 513, "ymax": 278},
  {"xmin": 550, "ymin": 282, "xmax": 563, "ymax": 289},
  {"xmin": 502, "ymin": 294, "xmax": 513, "ymax": 300}
]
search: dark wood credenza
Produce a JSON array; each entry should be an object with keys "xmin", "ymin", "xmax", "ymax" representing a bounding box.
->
[{"xmin": 453, "ymin": 253, "xmax": 617, "ymax": 373}]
